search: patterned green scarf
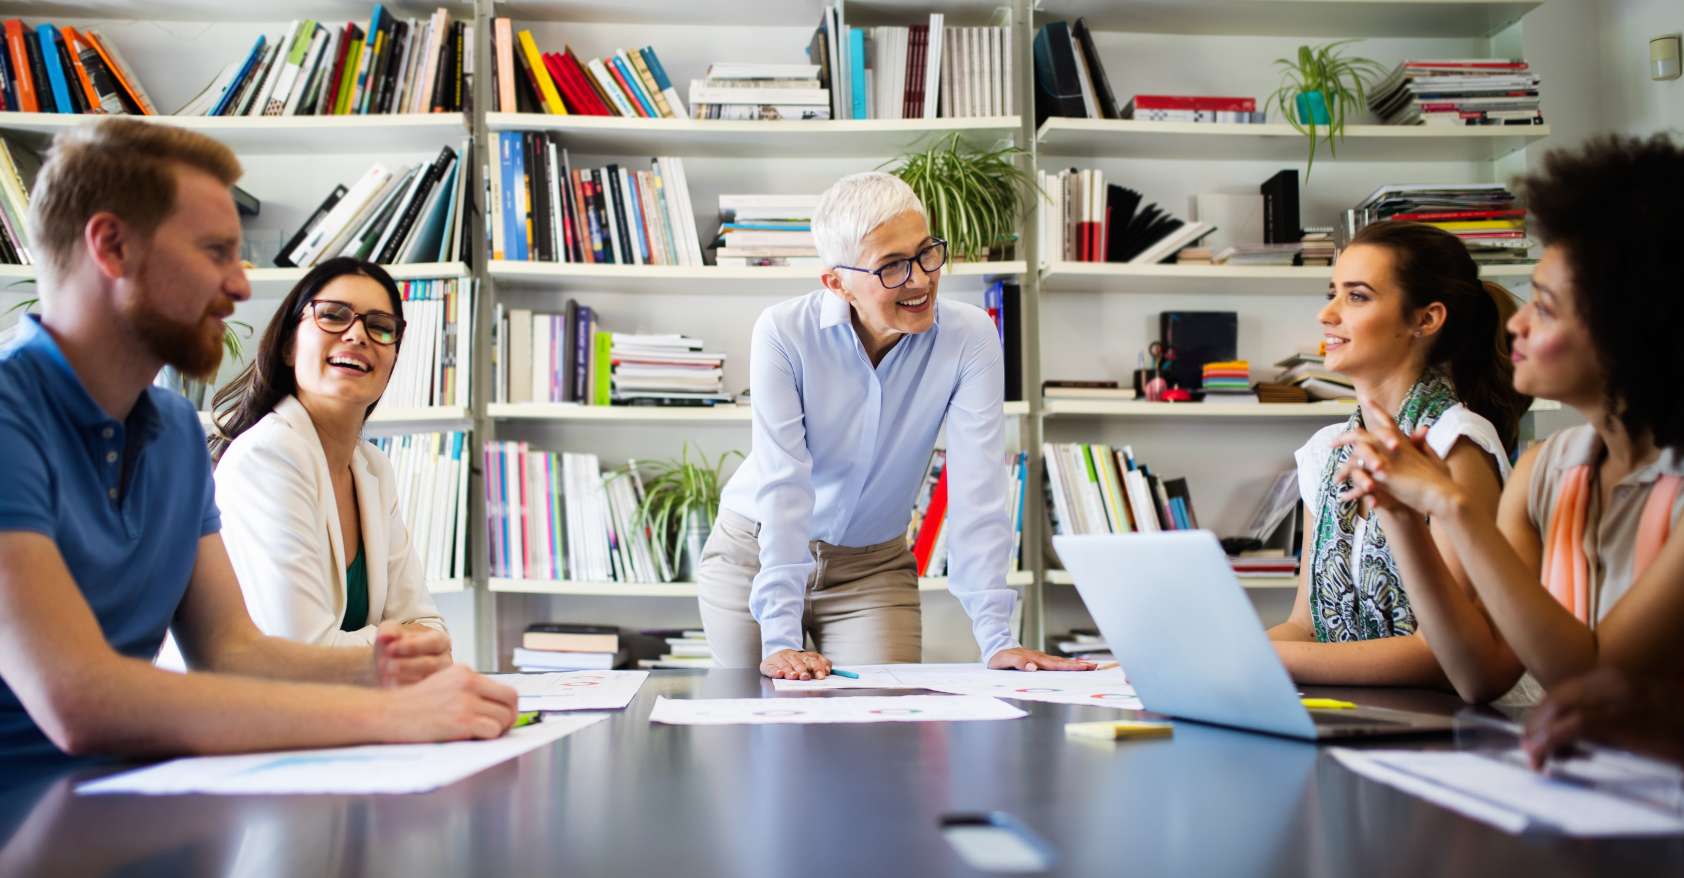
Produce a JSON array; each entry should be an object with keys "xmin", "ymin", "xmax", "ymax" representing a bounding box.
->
[{"xmin": 1309, "ymin": 369, "xmax": 1460, "ymax": 642}]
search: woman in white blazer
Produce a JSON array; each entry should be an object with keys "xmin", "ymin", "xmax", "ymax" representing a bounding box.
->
[{"xmin": 209, "ymin": 258, "xmax": 445, "ymax": 646}]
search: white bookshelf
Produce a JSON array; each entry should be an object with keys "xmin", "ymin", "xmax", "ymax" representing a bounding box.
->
[
  {"xmin": 1041, "ymin": 1, "xmax": 1541, "ymax": 39},
  {"xmin": 1043, "ymin": 569, "xmax": 1298, "ymax": 591},
  {"xmin": 0, "ymin": 112, "xmax": 469, "ymax": 154},
  {"xmin": 490, "ymin": 571, "xmax": 1035, "ymax": 597},
  {"xmin": 1042, "ymin": 398, "xmax": 1561, "ymax": 418},
  {"xmin": 198, "ymin": 405, "xmax": 473, "ymax": 432},
  {"xmin": 488, "ymin": 401, "xmax": 1032, "ymax": 422},
  {"xmin": 485, "ymin": 112, "xmax": 1023, "ymax": 158},
  {"xmin": 1038, "ymin": 261, "xmax": 1536, "ymax": 295},
  {"xmin": 1037, "ymin": 119, "xmax": 1550, "ymax": 162},
  {"xmin": 0, "ymin": 261, "xmax": 470, "ymax": 296},
  {"xmin": 487, "ymin": 258, "xmax": 1026, "ymax": 291}
]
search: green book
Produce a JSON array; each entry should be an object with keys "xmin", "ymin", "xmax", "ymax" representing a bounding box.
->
[{"xmin": 593, "ymin": 330, "xmax": 613, "ymax": 406}]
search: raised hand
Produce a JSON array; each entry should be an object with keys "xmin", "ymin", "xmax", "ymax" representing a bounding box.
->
[{"xmin": 1333, "ymin": 402, "xmax": 1458, "ymax": 517}]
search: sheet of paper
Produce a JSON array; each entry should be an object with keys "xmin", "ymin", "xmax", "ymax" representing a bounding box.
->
[
  {"xmin": 490, "ymin": 669, "xmax": 649, "ymax": 711},
  {"xmin": 1332, "ymin": 747, "xmax": 1684, "ymax": 836},
  {"xmin": 772, "ymin": 663, "xmax": 1143, "ymax": 710},
  {"xmin": 648, "ymin": 694, "xmax": 1027, "ymax": 725},
  {"xmin": 77, "ymin": 715, "xmax": 607, "ymax": 796}
]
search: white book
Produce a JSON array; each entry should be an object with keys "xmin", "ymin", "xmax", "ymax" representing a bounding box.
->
[
  {"xmin": 545, "ymin": 141, "xmax": 565, "ymax": 262},
  {"xmin": 871, "ymin": 26, "xmax": 888, "ymax": 120},
  {"xmin": 389, "ymin": 18, "xmax": 423, "ymax": 113},
  {"xmin": 1129, "ymin": 221, "xmax": 1217, "ymax": 265},
  {"xmin": 706, "ymin": 62, "xmax": 821, "ymax": 80},
  {"xmin": 309, "ymin": 29, "xmax": 342, "ymax": 115},
  {"xmin": 939, "ymin": 27, "xmax": 955, "ymax": 117},
  {"xmin": 501, "ymin": 442, "xmax": 523, "ymax": 577},
  {"xmin": 338, "ymin": 165, "xmax": 414, "ymax": 261},
  {"xmin": 450, "ymin": 434, "xmax": 469, "ymax": 579},
  {"xmin": 1068, "ymin": 32, "xmax": 1097, "ymax": 119},
  {"xmin": 617, "ymin": 168, "xmax": 647, "ymax": 265},
  {"xmin": 663, "ymin": 158, "xmax": 705, "ymax": 266},
  {"xmin": 830, "ymin": 0, "xmax": 849, "ymax": 119},
  {"xmin": 1124, "ymin": 468, "xmax": 1161, "ymax": 532},
  {"xmin": 530, "ymin": 313, "xmax": 550, "ymax": 403},
  {"xmin": 689, "ymin": 83, "xmax": 829, "ymax": 106},
  {"xmin": 177, "ymin": 59, "xmax": 241, "ymax": 116},
  {"xmin": 588, "ymin": 58, "xmax": 639, "ymax": 116},
  {"xmin": 289, "ymin": 163, "xmax": 395, "ymax": 267},
  {"xmin": 282, "ymin": 26, "xmax": 329, "ymax": 116},
  {"xmin": 252, "ymin": 20, "xmax": 302, "ymax": 116},
  {"xmin": 234, "ymin": 43, "xmax": 280, "ymax": 116},
  {"xmin": 1001, "ymin": 22, "xmax": 1014, "ymax": 117},
  {"xmin": 923, "ymin": 15, "xmax": 943, "ymax": 119}
]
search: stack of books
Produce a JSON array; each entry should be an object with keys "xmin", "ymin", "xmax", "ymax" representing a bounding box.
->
[
  {"xmin": 1039, "ymin": 168, "xmax": 1213, "ymax": 264},
  {"xmin": 811, "ymin": 10, "xmax": 1012, "ymax": 120},
  {"xmin": 179, "ymin": 8, "xmax": 469, "ymax": 117},
  {"xmin": 1300, "ymin": 228, "xmax": 1335, "ymax": 266},
  {"xmin": 638, "ymin": 630, "xmax": 715, "ymax": 669},
  {"xmin": 368, "ymin": 431, "xmax": 470, "ymax": 585},
  {"xmin": 1369, "ymin": 58, "xmax": 1543, "ymax": 127},
  {"xmin": 370, "ymin": 276, "xmax": 473, "ymax": 412},
  {"xmin": 1175, "ymin": 248, "xmax": 1213, "ymax": 265},
  {"xmin": 1254, "ymin": 381, "xmax": 1312, "ymax": 404},
  {"xmin": 277, "ymin": 144, "xmax": 472, "ymax": 268},
  {"xmin": 611, "ymin": 334, "xmax": 730, "ymax": 407},
  {"xmin": 1122, "ymin": 94, "xmax": 1266, "ymax": 124},
  {"xmin": 490, "ymin": 23, "xmax": 684, "ymax": 118},
  {"xmin": 483, "ymin": 444, "xmax": 675, "ymax": 584},
  {"xmin": 0, "ymin": 21, "xmax": 154, "ymax": 115},
  {"xmin": 1043, "ymin": 443, "xmax": 1200, "ymax": 537},
  {"xmin": 713, "ymin": 194, "xmax": 819, "ymax": 267},
  {"xmin": 513, "ymin": 624, "xmax": 628, "ymax": 671},
  {"xmin": 690, "ymin": 63, "xmax": 830, "ymax": 121},
  {"xmin": 490, "ymin": 133, "xmax": 704, "ymax": 266},
  {"xmin": 1355, "ymin": 183, "xmax": 1531, "ymax": 264},
  {"xmin": 905, "ymin": 450, "xmax": 1028, "ymax": 577},
  {"xmin": 1273, "ymin": 349, "xmax": 1355, "ymax": 401},
  {"xmin": 1051, "ymin": 629, "xmax": 1112, "ymax": 662},
  {"xmin": 1200, "ymin": 360, "xmax": 1254, "ymax": 400},
  {"xmin": 1211, "ymin": 243, "xmax": 1300, "ymax": 266},
  {"xmin": 1230, "ymin": 550, "xmax": 1300, "ymax": 581},
  {"xmin": 0, "ymin": 136, "xmax": 37, "ymax": 265}
]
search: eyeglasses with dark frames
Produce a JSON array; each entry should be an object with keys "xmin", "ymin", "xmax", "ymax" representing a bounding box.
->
[
  {"xmin": 833, "ymin": 238, "xmax": 948, "ymax": 290},
  {"xmin": 304, "ymin": 299, "xmax": 405, "ymax": 346}
]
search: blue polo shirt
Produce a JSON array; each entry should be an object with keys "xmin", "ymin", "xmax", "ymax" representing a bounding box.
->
[{"xmin": 0, "ymin": 316, "xmax": 220, "ymax": 764}]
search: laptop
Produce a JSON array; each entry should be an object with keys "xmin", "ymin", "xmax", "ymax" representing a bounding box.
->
[{"xmin": 1053, "ymin": 531, "xmax": 1455, "ymax": 741}]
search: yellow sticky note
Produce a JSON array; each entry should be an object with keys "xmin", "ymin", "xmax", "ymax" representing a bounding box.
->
[
  {"xmin": 1301, "ymin": 698, "xmax": 1357, "ymax": 710},
  {"xmin": 1064, "ymin": 720, "xmax": 1174, "ymax": 741}
]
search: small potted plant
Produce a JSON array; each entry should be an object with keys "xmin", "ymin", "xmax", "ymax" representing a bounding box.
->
[
  {"xmin": 1267, "ymin": 40, "xmax": 1386, "ymax": 179},
  {"xmin": 621, "ymin": 444, "xmax": 743, "ymax": 581},
  {"xmin": 885, "ymin": 132, "xmax": 1037, "ymax": 263}
]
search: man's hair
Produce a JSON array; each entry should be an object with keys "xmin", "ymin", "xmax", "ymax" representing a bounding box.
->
[
  {"xmin": 812, "ymin": 171, "xmax": 927, "ymax": 267},
  {"xmin": 1514, "ymin": 133, "xmax": 1684, "ymax": 449},
  {"xmin": 27, "ymin": 117, "xmax": 242, "ymax": 276}
]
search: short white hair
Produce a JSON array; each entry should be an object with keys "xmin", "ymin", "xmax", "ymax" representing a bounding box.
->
[{"xmin": 812, "ymin": 171, "xmax": 928, "ymax": 268}]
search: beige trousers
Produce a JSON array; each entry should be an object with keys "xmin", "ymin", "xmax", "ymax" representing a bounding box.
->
[{"xmin": 696, "ymin": 509, "xmax": 922, "ymax": 667}]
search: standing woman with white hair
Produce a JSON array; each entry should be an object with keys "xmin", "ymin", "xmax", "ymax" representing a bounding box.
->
[{"xmin": 697, "ymin": 171, "xmax": 1095, "ymax": 680}]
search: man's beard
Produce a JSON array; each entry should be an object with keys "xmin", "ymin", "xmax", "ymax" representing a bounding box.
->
[{"xmin": 121, "ymin": 263, "xmax": 231, "ymax": 382}]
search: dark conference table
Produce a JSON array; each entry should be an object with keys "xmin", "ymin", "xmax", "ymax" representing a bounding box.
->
[{"xmin": 2, "ymin": 670, "xmax": 1680, "ymax": 877}]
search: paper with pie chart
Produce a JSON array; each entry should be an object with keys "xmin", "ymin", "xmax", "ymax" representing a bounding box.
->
[
  {"xmin": 491, "ymin": 670, "xmax": 650, "ymax": 711},
  {"xmin": 772, "ymin": 664, "xmax": 1144, "ymax": 711},
  {"xmin": 647, "ymin": 694, "xmax": 1027, "ymax": 725}
]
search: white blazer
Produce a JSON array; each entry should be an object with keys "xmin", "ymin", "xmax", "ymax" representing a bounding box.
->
[{"xmin": 215, "ymin": 395, "xmax": 446, "ymax": 646}]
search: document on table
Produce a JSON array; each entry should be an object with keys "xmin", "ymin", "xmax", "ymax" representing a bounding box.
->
[
  {"xmin": 490, "ymin": 669, "xmax": 649, "ymax": 711},
  {"xmin": 1332, "ymin": 747, "xmax": 1684, "ymax": 836},
  {"xmin": 77, "ymin": 715, "xmax": 607, "ymax": 796},
  {"xmin": 648, "ymin": 694, "xmax": 1027, "ymax": 725},
  {"xmin": 772, "ymin": 663, "xmax": 1144, "ymax": 711}
]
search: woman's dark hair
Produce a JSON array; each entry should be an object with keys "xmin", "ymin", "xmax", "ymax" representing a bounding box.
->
[
  {"xmin": 1348, "ymin": 220, "xmax": 1533, "ymax": 454},
  {"xmin": 208, "ymin": 257, "xmax": 403, "ymax": 462},
  {"xmin": 1515, "ymin": 133, "xmax": 1684, "ymax": 450}
]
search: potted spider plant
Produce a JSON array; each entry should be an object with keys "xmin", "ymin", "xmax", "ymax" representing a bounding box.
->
[
  {"xmin": 884, "ymin": 132, "xmax": 1037, "ymax": 263},
  {"xmin": 620, "ymin": 444, "xmax": 743, "ymax": 581},
  {"xmin": 1267, "ymin": 40, "xmax": 1386, "ymax": 180},
  {"xmin": 6, "ymin": 295, "xmax": 251, "ymax": 408}
]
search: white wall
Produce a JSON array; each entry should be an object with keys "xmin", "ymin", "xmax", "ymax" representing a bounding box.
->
[{"xmin": 1595, "ymin": 0, "xmax": 1684, "ymax": 136}]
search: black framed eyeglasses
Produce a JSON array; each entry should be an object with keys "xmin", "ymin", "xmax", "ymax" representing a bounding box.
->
[
  {"xmin": 834, "ymin": 238, "xmax": 947, "ymax": 290},
  {"xmin": 304, "ymin": 299, "xmax": 405, "ymax": 346}
]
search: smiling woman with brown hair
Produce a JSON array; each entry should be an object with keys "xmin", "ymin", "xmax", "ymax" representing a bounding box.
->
[{"xmin": 210, "ymin": 257, "xmax": 447, "ymax": 648}]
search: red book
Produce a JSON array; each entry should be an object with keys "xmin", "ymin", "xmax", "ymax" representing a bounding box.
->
[
  {"xmin": 1131, "ymin": 94, "xmax": 1255, "ymax": 112},
  {"xmin": 912, "ymin": 467, "xmax": 948, "ymax": 575},
  {"xmin": 322, "ymin": 22, "xmax": 355, "ymax": 115},
  {"xmin": 541, "ymin": 52, "xmax": 582, "ymax": 113},
  {"xmin": 1403, "ymin": 60, "xmax": 1529, "ymax": 70},
  {"xmin": 4, "ymin": 20, "xmax": 38, "ymax": 112},
  {"xmin": 1390, "ymin": 208, "xmax": 1526, "ymax": 221},
  {"xmin": 560, "ymin": 49, "xmax": 613, "ymax": 115}
]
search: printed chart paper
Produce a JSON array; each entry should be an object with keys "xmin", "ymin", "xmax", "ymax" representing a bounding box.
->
[
  {"xmin": 491, "ymin": 670, "xmax": 650, "ymax": 711},
  {"xmin": 77, "ymin": 715, "xmax": 607, "ymax": 796},
  {"xmin": 1332, "ymin": 748, "xmax": 1684, "ymax": 836},
  {"xmin": 648, "ymin": 694, "xmax": 1027, "ymax": 725},
  {"xmin": 773, "ymin": 663, "xmax": 1143, "ymax": 710}
]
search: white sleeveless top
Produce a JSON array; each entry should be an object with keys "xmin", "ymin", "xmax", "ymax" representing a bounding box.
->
[{"xmin": 1294, "ymin": 403, "xmax": 1512, "ymax": 587}]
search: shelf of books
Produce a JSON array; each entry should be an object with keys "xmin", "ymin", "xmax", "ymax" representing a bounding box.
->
[
  {"xmin": 487, "ymin": 259, "xmax": 1028, "ymax": 290},
  {"xmin": 0, "ymin": 112, "xmax": 469, "ymax": 155},
  {"xmin": 1043, "ymin": 398, "xmax": 1561, "ymax": 419},
  {"xmin": 1037, "ymin": 261, "xmax": 1537, "ymax": 295},
  {"xmin": 1043, "ymin": 0, "xmax": 1539, "ymax": 39},
  {"xmin": 1035, "ymin": 119, "xmax": 1550, "ymax": 162},
  {"xmin": 484, "ymin": 112, "xmax": 1023, "ymax": 158},
  {"xmin": 489, "ymin": 572, "xmax": 1035, "ymax": 598},
  {"xmin": 487, "ymin": 401, "xmax": 1033, "ymax": 422},
  {"xmin": 197, "ymin": 406, "xmax": 473, "ymax": 433},
  {"xmin": 1043, "ymin": 569, "xmax": 1297, "ymax": 591},
  {"xmin": 0, "ymin": 262, "xmax": 475, "ymax": 294}
]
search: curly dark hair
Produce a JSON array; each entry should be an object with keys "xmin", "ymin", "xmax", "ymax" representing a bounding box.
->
[{"xmin": 1515, "ymin": 133, "xmax": 1684, "ymax": 449}]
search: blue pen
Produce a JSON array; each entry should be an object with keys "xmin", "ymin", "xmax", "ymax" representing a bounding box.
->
[{"xmin": 828, "ymin": 668, "xmax": 861, "ymax": 679}]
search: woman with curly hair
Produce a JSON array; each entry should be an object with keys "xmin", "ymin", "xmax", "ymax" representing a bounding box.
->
[{"xmin": 1335, "ymin": 133, "xmax": 1684, "ymax": 704}]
